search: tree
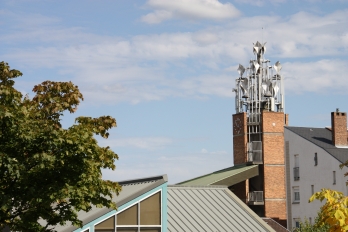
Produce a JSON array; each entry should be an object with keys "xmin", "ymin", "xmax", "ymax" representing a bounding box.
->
[
  {"xmin": 292, "ymin": 214, "xmax": 329, "ymax": 232},
  {"xmin": 0, "ymin": 61, "xmax": 121, "ymax": 231},
  {"xmin": 307, "ymin": 162, "xmax": 348, "ymax": 232},
  {"xmin": 309, "ymin": 189, "xmax": 348, "ymax": 232}
]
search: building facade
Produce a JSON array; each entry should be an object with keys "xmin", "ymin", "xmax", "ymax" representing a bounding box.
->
[{"xmin": 285, "ymin": 110, "xmax": 348, "ymax": 229}]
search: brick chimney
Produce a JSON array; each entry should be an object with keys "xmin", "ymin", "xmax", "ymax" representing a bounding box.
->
[{"xmin": 331, "ymin": 108, "xmax": 348, "ymax": 147}]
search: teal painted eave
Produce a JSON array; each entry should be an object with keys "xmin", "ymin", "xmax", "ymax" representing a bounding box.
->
[{"xmin": 177, "ymin": 164, "xmax": 259, "ymax": 186}]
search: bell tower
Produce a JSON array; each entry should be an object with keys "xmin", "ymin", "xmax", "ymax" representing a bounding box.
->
[{"xmin": 232, "ymin": 41, "xmax": 288, "ymax": 226}]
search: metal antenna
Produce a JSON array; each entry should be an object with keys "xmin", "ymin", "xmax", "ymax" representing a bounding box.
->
[
  {"xmin": 233, "ymin": 42, "xmax": 285, "ymax": 163},
  {"xmin": 233, "ymin": 41, "xmax": 285, "ymax": 122}
]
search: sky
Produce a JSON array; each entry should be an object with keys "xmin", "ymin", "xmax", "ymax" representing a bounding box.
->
[{"xmin": 1, "ymin": 0, "xmax": 348, "ymax": 184}]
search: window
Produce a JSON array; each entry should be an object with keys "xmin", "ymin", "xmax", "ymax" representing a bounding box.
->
[
  {"xmin": 311, "ymin": 185, "xmax": 314, "ymax": 195},
  {"xmin": 94, "ymin": 191, "xmax": 162, "ymax": 232},
  {"xmin": 293, "ymin": 187, "xmax": 300, "ymax": 203},
  {"xmin": 333, "ymin": 171, "xmax": 336, "ymax": 185},
  {"xmin": 294, "ymin": 154, "xmax": 299, "ymax": 167},
  {"xmin": 294, "ymin": 218, "xmax": 300, "ymax": 228},
  {"xmin": 95, "ymin": 216, "xmax": 115, "ymax": 231},
  {"xmin": 314, "ymin": 153, "xmax": 318, "ymax": 166},
  {"xmin": 294, "ymin": 155, "xmax": 300, "ymax": 181},
  {"xmin": 309, "ymin": 217, "xmax": 312, "ymax": 225}
]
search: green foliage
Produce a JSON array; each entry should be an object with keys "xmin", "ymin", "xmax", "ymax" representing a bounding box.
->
[
  {"xmin": 292, "ymin": 215, "xmax": 329, "ymax": 232},
  {"xmin": 309, "ymin": 189, "xmax": 348, "ymax": 232},
  {"xmin": 339, "ymin": 161, "xmax": 348, "ymax": 185},
  {"xmin": 0, "ymin": 61, "xmax": 121, "ymax": 231}
]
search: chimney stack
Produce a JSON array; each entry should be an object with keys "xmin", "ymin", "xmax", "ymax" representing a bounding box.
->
[{"xmin": 331, "ymin": 108, "xmax": 348, "ymax": 147}]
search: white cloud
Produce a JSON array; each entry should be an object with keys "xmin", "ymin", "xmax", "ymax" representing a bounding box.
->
[
  {"xmin": 141, "ymin": 10, "xmax": 173, "ymax": 24},
  {"xmin": 3, "ymin": 9, "xmax": 348, "ymax": 104},
  {"xmin": 141, "ymin": 0, "xmax": 241, "ymax": 24},
  {"xmin": 284, "ymin": 59, "xmax": 348, "ymax": 94},
  {"xmin": 234, "ymin": 0, "xmax": 286, "ymax": 6}
]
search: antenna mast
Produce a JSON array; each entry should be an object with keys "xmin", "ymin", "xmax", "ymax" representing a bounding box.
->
[{"xmin": 232, "ymin": 41, "xmax": 284, "ymax": 138}]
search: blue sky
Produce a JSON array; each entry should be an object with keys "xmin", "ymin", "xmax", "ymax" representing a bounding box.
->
[{"xmin": 1, "ymin": 0, "xmax": 348, "ymax": 184}]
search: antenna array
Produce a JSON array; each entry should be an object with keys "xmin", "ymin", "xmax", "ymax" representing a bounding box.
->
[{"xmin": 233, "ymin": 41, "xmax": 285, "ymax": 136}]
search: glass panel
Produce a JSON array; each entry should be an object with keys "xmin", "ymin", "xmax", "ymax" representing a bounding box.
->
[
  {"xmin": 117, "ymin": 204, "xmax": 138, "ymax": 225},
  {"xmin": 140, "ymin": 228, "xmax": 161, "ymax": 232},
  {"xmin": 117, "ymin": 228, "xmax": 138, "ymax": 232},
  {"xmin": 140, "ymin": 192, "xmax": 161, "ymax": 225},
  {"xmin": 95, "ymin": 216, "xmax": 115, "ymax": 230},
  {"xmin": 294, "ymin": 192, "xmax": 300, "ymax": 201}
]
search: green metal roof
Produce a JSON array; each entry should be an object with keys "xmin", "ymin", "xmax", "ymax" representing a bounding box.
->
[{"xmin": 177, "ymin": 164, "xmax": 259, "ymax": 186}]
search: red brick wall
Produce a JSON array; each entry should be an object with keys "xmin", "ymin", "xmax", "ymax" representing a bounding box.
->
[
  {"xmin": 263, "ymin": 135, "xmax": 284, "ymax": 164},
  {"xmin": 331, "ymin": 111, "xmax": 348, "ymax": 146},
  {"xmin": 264, "ymin": 166, "xmax": 286, "ymax": 199},
  {"xmin": 265, "ymin": 200, "xmax": 287, "ymax": 219},
  {"xmin": 261, "ymin": 111, "xmax": 284, "ymax": 133},
  {"xmin": 262, "ymin": 111, "xmax": 287, "ymax": 221},
  {"xmin": 233, "ymin": 112, "xmax": 247, "ymax": 165}
]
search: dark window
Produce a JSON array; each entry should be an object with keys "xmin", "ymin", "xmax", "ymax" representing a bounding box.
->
[
  {"xmin": 95, "ymin": 216, "xmax": 115, "ymax": 231},
  {"xmin": 333, "ymin": 171, "xmax": 336, "ymax": 185},
  {"xmin": 118, "ymin": 204, "xmax": 138, "ymax": 225},
  {"xmin": 140, "ymin": 192, "xmax": 161, "ymax": 225},
  {"xmin": 295, "ymin": 220, "xmax": 300, "ymax": 228},
  {"xmin": 314, "ymin": 153, "xmax": 318, "ymax": 166},
  {"xmin": 117, "ymin": 228, "xmax": 138, "ymax": 232}
]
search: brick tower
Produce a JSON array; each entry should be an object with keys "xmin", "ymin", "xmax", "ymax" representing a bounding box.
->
[{"xmin": 232, "ymin": 41, "xmax": 287, "ymax": 226}]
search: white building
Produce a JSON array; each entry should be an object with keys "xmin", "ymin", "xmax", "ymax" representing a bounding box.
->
[{"xmin": 284, "ymin": 109, "xmax": 348, "ymax": 229}]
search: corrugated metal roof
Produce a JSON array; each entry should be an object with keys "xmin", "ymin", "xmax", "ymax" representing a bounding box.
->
[
  {"xmin": 167, "ymin": 186, "xmax": 275, "ymax": 232},
  {"xmin": 45, "ymin": 175, "xmax": 167, "ymax": 232},
  {"xmin": 286, "ymin": 126, "xmax": 348, "ymax": 163},
  {"xmin": 177, "ymin": 164, "xmax": 259, "ymax": 186}
]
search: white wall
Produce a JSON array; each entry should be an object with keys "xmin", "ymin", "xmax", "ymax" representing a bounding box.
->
[{"xmin": 285, "ymin": 128, "xmax": 348, "ymax": 228}]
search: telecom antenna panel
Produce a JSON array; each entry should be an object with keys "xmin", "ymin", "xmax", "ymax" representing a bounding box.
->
[{"xmin": 233, "ymin": 41, "xmax": 285, "ymax": 136}]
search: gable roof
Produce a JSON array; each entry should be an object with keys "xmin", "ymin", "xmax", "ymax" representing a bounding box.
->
[
  {"xmin": 285, "ymin": 126, "xmax": 348, "ymax": 163},
  {"xmin": 167, "ymin": 185, "xmax": 275, "ymax": 232},
  {"xmin": 46, "ymin": 175, "xmax": 167, "ymax": 232},
  {"xmin": 177, "ymin": 163, "xmax": 259, "ymax": 186}
]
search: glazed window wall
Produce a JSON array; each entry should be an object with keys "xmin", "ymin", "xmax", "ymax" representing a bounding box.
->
[{"xmin": 94, "ymin": 191, "xmax": 162, "ymax": 232}]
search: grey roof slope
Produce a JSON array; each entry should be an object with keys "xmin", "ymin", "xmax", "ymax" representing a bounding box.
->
[
  {"xmin": 167, "ymin": 185, "xmax": 275, "ymax": 232},
  {"xmin": 177, "ymin": 164, "xmax": 259, "ymax": 186},
  {"xmin": 46, "ymin": 175, "xmax": 167, "ymax": 232},
  {"xmin": 285, "ymin": 126, "xmax": 348, "ymax": 163}
]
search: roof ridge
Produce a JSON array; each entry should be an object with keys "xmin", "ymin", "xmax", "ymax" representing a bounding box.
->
[
  {"xmin": 118, "ymin": 174, "xmax": 167, "ymax": 185},
  {"xmin": 168, "ymin": 185, "xmax": 228, "ymax": 189}
]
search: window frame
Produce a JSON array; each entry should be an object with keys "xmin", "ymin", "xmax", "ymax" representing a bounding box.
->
[
  {"xmin": 293, "ymin": 187, "xmax": 300, "ymax": 203},
  {"xmin": 294, "ymin": 218, "xmax": 300, "ymax": 228},
  {"xmin": 93, "ymin": 189, "xmax": 163, "ymax": 232}
]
